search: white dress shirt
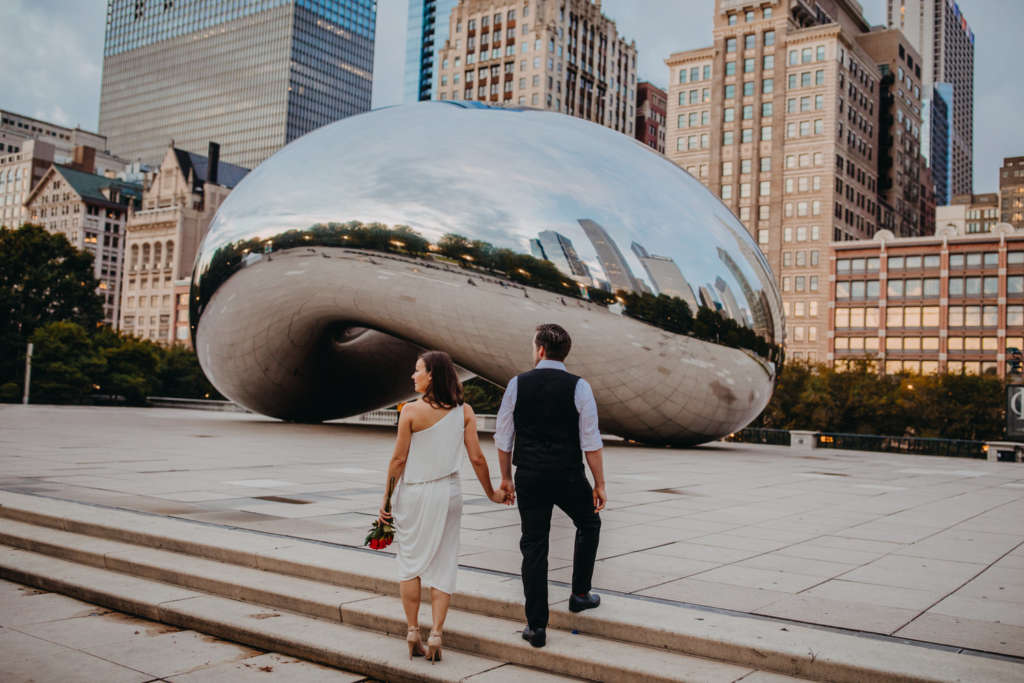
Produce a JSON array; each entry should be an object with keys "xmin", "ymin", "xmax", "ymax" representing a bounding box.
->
[{"xmin": 494, "ymin": 359, "xmax": 603, "ymax": 453}]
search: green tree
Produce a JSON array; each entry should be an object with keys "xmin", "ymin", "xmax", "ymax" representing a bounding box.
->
[
  {"xmin": 0, "ymin": 225, "xmax": 104, "ymax": 389},
  {"xmin": 157, "ymin": 345, "xmax": 222, "ymax": 399},
  {"xmin": 27, "ymin": 321, "xmax": 105, "ymax": 404},
  {"xmin": 463, "ymin": 377, "xmax": 504, "ymax": 413},
  {"xmin": 92, "ymin": 328, "xmax": 161, "ymax": 405}
]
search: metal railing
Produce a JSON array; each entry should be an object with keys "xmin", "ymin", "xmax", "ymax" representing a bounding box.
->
[
  {"xmin": 723, "ymin": 428, "xmax": 792, "ymax": 446},
  {"xmin": 815, "ymin": 432, "xmax": 987, "ymax": 459}
]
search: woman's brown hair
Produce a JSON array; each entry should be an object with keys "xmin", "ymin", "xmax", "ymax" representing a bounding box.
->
[{"xmin": 419, "ymin": 350, "xmax": 464, "ymax": 408}]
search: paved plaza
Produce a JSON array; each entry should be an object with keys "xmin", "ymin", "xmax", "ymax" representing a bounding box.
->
[
  {"xmin": 0, "ymin": 577, "xmax": 370, "ymax": 682},
  {"xmin": 2, "ymin": 404, "xmax": 1023, "ymax": 660}
]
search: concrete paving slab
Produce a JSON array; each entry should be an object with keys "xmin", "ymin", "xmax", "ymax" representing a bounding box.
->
[
  {"xmin": 168, "ymin": 652, "xmax": 366, "ymax": 682},
  {"xmin": 13, "ymin": 609, "xmax": 182, "ymax": 649},
  {"xmin": 0, "ymin": 628, "xmax": 152, "ymax": 682},
  {"xmin": 754, "ymin": 594, "xmax": 918, "ymax": 634},
  {"xmin": 84, "ymin": 629, "xmax": 264, "ymax": 678},
  {"xmin": 800, "ymin": 579, "xmax": 940, "ymax": 611},
  {"xmin": 637, "ymin": 577, "xmax": 791, "ymax": 612},
  {"xmin": 896, "ymin": 612, "xmax": 1024, "ymax": 658}
]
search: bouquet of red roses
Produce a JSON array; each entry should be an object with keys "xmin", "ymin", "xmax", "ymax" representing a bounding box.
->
[{"xmin": 365, "ymin": 477, "xmax": 396, "ymax": 550}]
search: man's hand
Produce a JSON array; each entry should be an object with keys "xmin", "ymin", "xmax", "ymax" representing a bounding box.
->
[
  {"xmin": 499, "ymin": 478, "xmax": 516, "ymax": 506},
  {"xmin": 592, "ymin": 484, "xmax": 606, "ymax": 513}
]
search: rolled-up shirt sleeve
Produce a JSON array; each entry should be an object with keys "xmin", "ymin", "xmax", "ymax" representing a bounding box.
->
[
  {"xmin": 574, "ymin": 378, "xmax": 603, "ymax": 452},
  {"xmin": 494, "ymin": 376, "xmax": 518, "ymax": 452}
]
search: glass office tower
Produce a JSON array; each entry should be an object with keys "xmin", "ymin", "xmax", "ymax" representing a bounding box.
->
[
  {"xmin": 403, "ymin": 0, "xmax": 459, "ymax": 102},
  {"xmin": 100, "ymin": 0, "xmax": 375, "ymax": 169}
]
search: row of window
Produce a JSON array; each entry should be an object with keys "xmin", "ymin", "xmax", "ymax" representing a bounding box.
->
[
  {"xmin": 835, "ymin": 305, "xmax": 1024, "ymax": 329},
  {"xmin": 677, "ymin": 64, "xmax": 711, "ymax": 84},
  {"xmin": 781, "ymin": 275, "xmax": 821, "ymax": 292},
  {"xmin": 837, "ymin": 251, "xmax": 1024, "ymax": 273},
  {"xmin": 835, "ymin": 337, "xmax": 1024, "ymax": 354},
  {"xmin": 724, "ymin": 55, "xmax": 775, "ymax": 75},
  {"xmin": 724, "ymin": 31, "xmax": 776, "ymax": 54},
  {"xmin": 721, "ymin": 180, "xmax": 771, "ymax": 200},
  {"xmin": 726, "ymin": 7, "xmax": 773, "ymax": 25}
]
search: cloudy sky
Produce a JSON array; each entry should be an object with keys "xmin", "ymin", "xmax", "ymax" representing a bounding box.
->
[{"xmin": 1, "ymin": 1, "xmax": 1019, "ymax": 192}]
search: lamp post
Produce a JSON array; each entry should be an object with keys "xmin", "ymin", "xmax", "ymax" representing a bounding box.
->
[{"xmin": 22, "ymin": 342, "xmax": 33, "ymax": 405}]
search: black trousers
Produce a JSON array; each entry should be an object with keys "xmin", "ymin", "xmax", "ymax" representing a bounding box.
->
[{"xmin": 515, "ymin": 467, "xmax": 601, "ymax": 630}]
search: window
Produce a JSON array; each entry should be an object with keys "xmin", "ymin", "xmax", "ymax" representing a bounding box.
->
[
  {"xmin": 801, "ymin": 72, "xmax": 811, "ymax": 87},
  {"xmin": 759, "ymin": 181, "xmax": 770, "ymax": 196},
  {"xmin": 984, "ymin": 276, "xmax": 999, "ymax": 296},
  {"xmin": 765, "ymin": 30, "xmax": 775, "ymax": 46},
  {"xmin": 789, "ymin": 50, "xmax": 798, "ymax": 66},
  {"xmin": 722, "ymin": 161, "xmax": 733, "ymax": 176},
  {"xmin": 728, "ymin": 13, "xmax": 737, "ymax": 25},
  {"xmin": 725, "ymin": 84, "xmax": 735, "ymax": 99},
  {"xmin": 1008, "ymin": 305, "xmax": 1024, "ymax": 327},
  {"xmin": 679, "ymin": 69, "xmax": 688, "ymax": 84},
  {"xmin": 816, "ymin": 45, "xmax": 826, "ymax": 61},
  {"xmin": 742, "ymin": 128, "xmax": 753, "ymax": 143},
  {"xmin": 691, "ymin": 66, "xmax": 700, "ymax": 81},
  {"xmin": 815, "ymin": 69, "xmax": 824, "ymax": 85},
  {"xmin": 722, "ymin": 185, "xmax": 733, "ymax": 199},
  {"xmin": 740, "ymin": 182, "xmax": 751, "ymax": 198},
  {"xmin": 726, "ymin": 38, "xmax": 737, "ymax": 53},
  {"xmin": 763, "ymin": 78, "xmax": 774, "ymax": 93},
  {"xmin": 761, "ymin": 126, "xmax": 772, "ymax": 141},
  {"xmin": 802, "ymin": 48, "xmax": 812, "ymax": 64},
  {"xmin": 723, "ymin": 131, "xmax": 734, "ymax": 145},
  {"xmin": 814, "ymin": 119, "xmax": 824, "ymax": 134},
  {"xmin": 815, "ymin": 94, "xmax": 824, "ymax": 109},
  {"xmin": 1009, "ymin": 276, "xmax": 1024, "ymax": 295},
  {"xmin": 724, "ymin": 107, "xmax": 735, "ymax": 122},
  {"xmin": 759, "ymin": 206, "xmax": 770, "ymax": 220},
  {"xmin": 745, "ymin": 9, "xmax": 755, "ymax": 22},
  {"xmin": 763, "ymin": 54, "xmax": 774, "ymax": 70},
  {"xmin": 740, "ymin": 159, "xmax": 752, "ymax": 174},
  {"xmin": 760, "ymin": 157, "xmax": 771, "ymax": 171},
  {"xmin": 744, "ymin": 81, "xmax": 755, "ymax": 96},
  {"xmin": 726, "ymin": 61, "xmax": 736, "ymax": 76},
  {"xmin": 762, "ymin": 102, "xmax": 773, "ymax": 117},
  {"xmin": 742, "ymin": 105, "xmax": 753, "ymax": 120},
  {"xmin": 745, "ymin": 34, "xmax": 755, "ymax": 50}
]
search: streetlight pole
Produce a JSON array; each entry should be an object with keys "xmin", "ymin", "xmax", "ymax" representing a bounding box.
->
[{"xmin": 22, "ymin": 342, "xmax": 33, "ymax": 405}]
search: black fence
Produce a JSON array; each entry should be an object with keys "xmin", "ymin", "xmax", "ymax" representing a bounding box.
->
[
  {"xmin": 816, "ymin": 433, "xmax": 988, "ymax": 459},
  {"xmin": 724, "ymin": 428, "xmax": 792, "ymax": 446}
]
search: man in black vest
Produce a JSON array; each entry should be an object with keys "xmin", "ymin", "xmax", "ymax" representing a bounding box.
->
[{"xmin": 495, "ymin": 323, "xmax": 606, "ymax": 648}]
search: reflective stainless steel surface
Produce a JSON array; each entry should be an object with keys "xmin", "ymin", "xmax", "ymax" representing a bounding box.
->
[{"xmin": 190, "ymin": 102, "xmax": 784, "ymax": 445}]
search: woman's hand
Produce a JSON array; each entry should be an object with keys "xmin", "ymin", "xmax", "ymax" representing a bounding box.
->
[
  {"xmin": 488, "ymin": 489, "xmax": 507, "ymax": 504},
  {"xmin": 378, "ymin": 499, "xmax": 393, "ymax": 524}
]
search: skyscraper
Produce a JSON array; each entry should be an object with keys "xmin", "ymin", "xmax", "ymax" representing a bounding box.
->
[
  {"xmin": 99, "ymin": 0, "xmax": 375, "ymax": 169},
  {"xmin": 887, "ymin": 0, "xmax": 975, "ymax": 195},
  {"xmin": 535, "ymin": 230, "xmax": 591, "ymax": 280},
  {"xmin": 578, "ymin": 218, "xmax": 640, "ymax": 293},
  {"xmin": 631, "ymin": 242, "xmax": 699, "ymax": 312},
  {"xmin": 405, "ymin": 0, "xmax": 460, "ymax": 102},
  {"xmin": 666, "ymin": 0, "xmax": 900, "ymax": 362},
  {"xmin": 434, "ymin": 0, "xmax": 638, "ymax": 136}
]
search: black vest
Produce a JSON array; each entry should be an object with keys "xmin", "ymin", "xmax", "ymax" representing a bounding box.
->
[{"xmin": 512, "ymin": 368, "xmax": 583, "ymax": 472}]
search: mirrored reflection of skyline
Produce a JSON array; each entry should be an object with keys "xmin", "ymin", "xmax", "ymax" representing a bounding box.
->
[{"xmin": 193, "ymin": 102, "xmax": 784, "ymax": 352}]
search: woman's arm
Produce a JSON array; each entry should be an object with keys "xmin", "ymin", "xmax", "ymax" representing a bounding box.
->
[
  {"xmin": 379, "ymin": 405, "xmax": 414, "ymax": 521},
  {"xmin": 463, "ymin": 404, "xmax": 507, "ymax": 504}
]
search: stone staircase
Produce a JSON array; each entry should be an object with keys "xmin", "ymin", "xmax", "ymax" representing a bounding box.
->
[{"xmin": 0, "ymin": 491, "xmax": 1019, "ymax": 683}]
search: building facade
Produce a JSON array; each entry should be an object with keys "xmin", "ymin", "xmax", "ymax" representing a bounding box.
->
[
  {"xmin": 887, "ymin": 0, "xmax": 974, "ymax": 196},
  {"xmin": 830, "ymin": 224, "xmax": 1024, "ymax": 378},
  {"xmin": 936, "ymin": 193, "xmax": 999, "ymax": 235},
  {"xmin": 666, "ymin": 0, "xmax": 905, "ymax": 362},
  {"xmin": 435, "ymin": 0, "xmax": 638, "ymax": 136},
  {"xmin": 635, "ymin": 81, "xmax": 667, "ymax": 154},
  {"xmin": 118, "ymin": 144, "xmax": 248, "ymax": 344},
  {"xmin": 405, "ymin": 0, "xmax": 461, "ymax": 102},
  {"xmin": 0, "ymin": 140, "xmax": 58, "ymax": 228},
  {"xmin": 857, "ymin": 29, "xmax": 924, "ymax": 239},
  {"xmin": 0, "ymin": 110, "xmax": 126, "ymax": 178},
  {"xmin": 1000, "ymin": 157, "xmax": 1024, "ymax": 230},
  {"xmin": 99, "ymin": 0, "xmax": 375, "ymax": 169},
  {"xmin": 23, "ymin": 164, "xmax": 142, "ymax": 325}
]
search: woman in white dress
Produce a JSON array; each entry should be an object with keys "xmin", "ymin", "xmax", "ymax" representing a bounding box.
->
[{"xmin": 379, "ymin": 351, "xmax": 512, "ymax": 663}]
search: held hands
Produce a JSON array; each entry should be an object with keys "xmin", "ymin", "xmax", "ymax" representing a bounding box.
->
[
  {"xmin": 592, "ymin": 484, "xmax": 607, "ymax": 514},
  {"xmin": 489, "ymin": 478, "xmax": 515, "ymax": 506}
]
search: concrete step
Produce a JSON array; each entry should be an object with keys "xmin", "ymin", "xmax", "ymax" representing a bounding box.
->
[
  {"xmin": 1, "ymin": 490, "xmax": 1022, "ymax": 682},
  {"xmin": 0, "ymin": 545, "xmax": 578, "ymax": 683},
  {"xmin": 0, "ymin": 518, "xmax": 775, "ymax": 683}
]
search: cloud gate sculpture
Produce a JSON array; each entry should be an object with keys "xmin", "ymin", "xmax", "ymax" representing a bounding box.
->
[{"xmin": 190, "ymin": 102, "xmax": 784, "ymax": 446}]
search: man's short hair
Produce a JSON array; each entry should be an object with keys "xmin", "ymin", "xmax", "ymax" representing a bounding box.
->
[{"xmin": 535, "ymin": 323, "xmax": 571, "ymax": 361}]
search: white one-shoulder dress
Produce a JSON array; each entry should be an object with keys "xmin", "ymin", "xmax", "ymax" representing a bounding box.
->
[{"xmin": 393, "ymin": 406, "xmax": 464, "ymax": 595}]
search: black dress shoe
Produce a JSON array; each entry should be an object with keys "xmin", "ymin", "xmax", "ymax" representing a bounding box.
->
[
  {"xmin": 569, "ymin": 592, "xmax": 601, "ymax": 613},
  {"xmin": 522, "ymin": 626, "xmax": 546, "ymax": 648}
]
